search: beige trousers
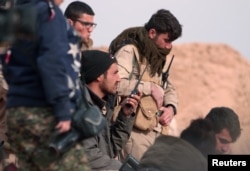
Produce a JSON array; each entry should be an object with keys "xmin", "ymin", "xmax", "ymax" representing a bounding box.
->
[{"xmin": 120, "ymin": 127, "xmax": 160, "ymax": 162}]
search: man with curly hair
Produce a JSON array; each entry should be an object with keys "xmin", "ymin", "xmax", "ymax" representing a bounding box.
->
[{"xmin": 205, "ymin": 106, "xmax": 241, "ymax": 154}]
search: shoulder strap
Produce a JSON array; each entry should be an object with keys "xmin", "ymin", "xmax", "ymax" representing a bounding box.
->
[
  {"xmin": 130, "ymin": 48, "xmax": 147, "ymax": 81},
  {"xmin": 129, "ymin": 49, "xmax": 137, "ymax": 80},
  {"xmin": 46, "ymin": 0, "xmax": 55, "ymax": 20},
  {"xmin": 79, "ymin": 81, "xmax": 93, "ymax": 107}
]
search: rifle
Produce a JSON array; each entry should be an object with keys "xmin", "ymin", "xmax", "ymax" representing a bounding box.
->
[
  {"xmin": 130, "ymin": 64, "xmax": 148, "ymax": 96},
  {"xmin": 156, "ymin": 55, "xmax": 175, "ymax": 116},
  {"xmin": 125, "ymin": 64, "xmax": 148, "ymax": 107},
  {"xmin": 161, "ymin": 55, "xmax": 175, "ymax": 89}
]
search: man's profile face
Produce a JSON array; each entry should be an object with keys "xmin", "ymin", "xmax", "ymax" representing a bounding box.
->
[
  {"xmin": 72, "ymin": 13, "xmax": 95, "ymax": 44},
  {"xmin": 215, "ymin": 128, "xmax": 233, "ymax": 154},
  {"xmin": 99, "ymin": 63, "xmax": 120, "ymax": 95},
  {"xmin": 148, "ymin": 29, "xmax": 172, "ymax": 50}
]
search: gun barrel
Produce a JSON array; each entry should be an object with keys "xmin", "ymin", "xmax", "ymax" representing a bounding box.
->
[
  {"xmin": 161, "ymin": 55, "xmax": 175, "ymax": 89},
  {"xmin": 165, "ymin": 55, "xmax": 175, "ymax": 74},
  {"xmin": 130, "ymin": 64, "xmax": 148, "ymax": 95},
  {"xmin": 126, "ymin": 64, "xmax": 148, "ymax": 108}
]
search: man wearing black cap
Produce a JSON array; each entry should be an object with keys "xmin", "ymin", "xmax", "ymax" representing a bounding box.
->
[{"xmin": 80, "ymin": 50, "xmax": 141, "ymax": 170}]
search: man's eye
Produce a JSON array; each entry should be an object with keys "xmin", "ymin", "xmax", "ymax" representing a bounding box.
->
[{"xmin": 219, "ymin": 137, "xmax": 230, "ymax": 144}]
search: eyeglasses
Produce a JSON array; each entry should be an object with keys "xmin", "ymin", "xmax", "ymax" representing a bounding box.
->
[{"xmin": 75, "ymin": 19, "xmax": 97, "ymax": 29}]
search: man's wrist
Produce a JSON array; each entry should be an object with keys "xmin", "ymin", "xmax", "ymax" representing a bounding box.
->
[{"xmin": 165, "ymin": 104, "xmax": 177, "ymax": 115}]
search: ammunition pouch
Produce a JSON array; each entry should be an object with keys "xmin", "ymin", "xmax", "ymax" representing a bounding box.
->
[{"xmin": 134, "ymin": 96, "xmax": 158, "ymax": 131}]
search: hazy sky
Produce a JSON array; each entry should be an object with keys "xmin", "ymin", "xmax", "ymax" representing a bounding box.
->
[{"xmin": 60, "ymin": 0, "xmax": 250, "ymax": 60}]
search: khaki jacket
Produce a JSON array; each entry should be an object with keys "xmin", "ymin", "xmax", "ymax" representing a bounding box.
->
[{"xmin": 114, "ymin": 44, "xmax": 178, "ymax": 132}]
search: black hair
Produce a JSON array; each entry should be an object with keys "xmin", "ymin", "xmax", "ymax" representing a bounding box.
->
[
  {"xmin": 180, "ymin": 118, "xmax": 216, "ymax": 157},
  {"xmin": 144, "ymin": 9, "xmax": 182, "ymax": 41},
  {"xmin": 205, "ymin": 107, "xmax": 241, "ymax": 142},
  {"xmin": 64, "ymin": 1, "xmax": 95, "ymax": 20}
]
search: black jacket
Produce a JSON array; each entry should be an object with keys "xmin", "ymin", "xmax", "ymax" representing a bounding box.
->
[{"xmin": 83, "ymin": 89, "xmax": 135, "ymax": 170}]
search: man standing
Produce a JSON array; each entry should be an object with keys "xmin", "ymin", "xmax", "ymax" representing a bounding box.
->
[
  {"xmin": 109, "ymin": 9, "xmax": 182, "ymax": 161},
  {"xmin": 64, "ymin": 1, "xmax": 96, "ymax": 50},
  {"xmin": 0, "ymin": 0, "xmax": 89, "ymax": 170},
  {"xmin": 80, "ymin": 50, "xmax": 141, "ymax": 170},
  {"xmin": 205, "ymin": 106, "xmax": 241, "ymax": 154}
]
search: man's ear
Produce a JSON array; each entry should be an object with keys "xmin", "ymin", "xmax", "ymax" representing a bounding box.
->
[
  {"xmin": 67, "ymin": 18, "xmax": 74, "ymax": 26},
  {"xmin": 148, "ymin": 28, "xmax": 157, "ymax": 39},
  {"xmin": 96, "ymin": 74, "xmax": 104, "ymax": 82}
]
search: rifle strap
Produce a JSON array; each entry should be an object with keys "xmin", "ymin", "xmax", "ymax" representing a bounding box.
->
[
  {"xmin": 130, "ymin": 49, "xmax": 148, "ymax": 82},
  {"xmin": 129, "ymin": 49, "xmax": 136, "ymax": 80}
]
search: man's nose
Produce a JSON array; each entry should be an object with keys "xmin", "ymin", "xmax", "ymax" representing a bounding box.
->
[
  {"xmin": 117, "ymin": 75, "xmax": 121, "ymax": 82},
  {"xmin": 222, "ymin": 144, "xmax": 231, "ymax": 154},
  {"xmin": 165, "ymin": 42, "xmax": 172, "ymax": 49}
]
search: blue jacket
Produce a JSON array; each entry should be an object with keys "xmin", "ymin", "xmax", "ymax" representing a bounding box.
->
[{"xmin": 0, "ymin": 0, "xmax": 81, "ymax": 121}]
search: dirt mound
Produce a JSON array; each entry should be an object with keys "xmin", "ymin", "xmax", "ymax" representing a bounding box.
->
[
  {"xmin": 169, "ymin": 43, "xmax": 250, "ymax": 154},
  {"xmin": 95, "ymin": 43, "xmax": 250, "ymax": 154}
]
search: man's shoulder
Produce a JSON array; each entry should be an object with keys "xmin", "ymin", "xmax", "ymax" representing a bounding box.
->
[
  {"xmin": 115, "ymin": 44, "xmax": 140, "ymax": 59},
  {"xmin": 116, "ymin": 44, "xmax": 137, "ymax": 52}
]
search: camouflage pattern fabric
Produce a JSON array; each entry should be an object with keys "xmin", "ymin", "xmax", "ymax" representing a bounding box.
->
[
  {"xmin": 6, "ymin": 107, "xmax": 90, "ymax": 171},
  {"xmin": 0, "ymin": 140, "xmax": 19, "ymax": 171}
]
